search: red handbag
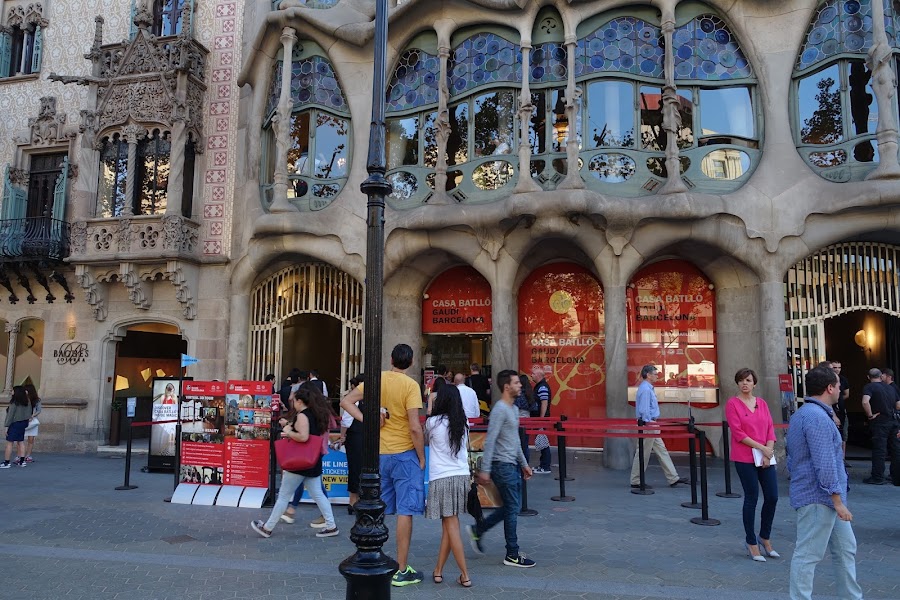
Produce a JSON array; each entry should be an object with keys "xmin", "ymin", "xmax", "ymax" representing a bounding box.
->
[{"xmin": 275, "ymin": 434, "xmax": 325, "ymax": 471}]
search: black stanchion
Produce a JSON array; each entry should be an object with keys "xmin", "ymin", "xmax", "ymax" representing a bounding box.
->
[
  {"xmin": 554, "ymin": 415, "xmax": 573, "ymax": 481},
  {"xmin": 631, "ymin": 419, "xmax": 654, "ymax": 495},
  {"xmin": 716, "ymin": 420, "xmax": 741, "ymax": 498},
  {"xmin": 681, "ymin": 429, "xmax": 701, "ymax": 509},
  {"xmin": 115, "ymin": 417, "xmax": 138, "ymax": 491},
  {"xmin": 551, "ymin": 422, "xmax": 575, "ymax": 502},
  {"xmin": 518, "ymin": 426, "xmax": 539, "ymax": 516},
  {"xmin": 690, "ymin": 429, "xmax": 720, "ymax": 526},
  {"xmin": 264, "ymin": 414, "xmax": 278, "ymax": 508}
]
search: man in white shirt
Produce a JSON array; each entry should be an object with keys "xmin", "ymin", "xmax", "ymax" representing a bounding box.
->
[{"xmin": 454, "ymin": 373, "xmax": 480, "ymax": 419}]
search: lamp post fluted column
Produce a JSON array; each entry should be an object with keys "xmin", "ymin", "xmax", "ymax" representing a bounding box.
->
[{"xmin": 339, "ymin": 0, "xmax": 398, "ymax": 597}]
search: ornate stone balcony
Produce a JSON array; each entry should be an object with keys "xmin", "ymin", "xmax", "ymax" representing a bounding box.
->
[{"xmin": 67, "ymin": 215, "xmax": 201, "ymax": 322}]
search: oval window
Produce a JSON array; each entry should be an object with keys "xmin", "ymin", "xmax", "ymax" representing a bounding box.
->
[
  {"xmin": 808, "ymin": 149, "xmax": 847, "ymax": 168},
  {"xmin": 425, "ymin": 171, "xmax": 463, "ymax": 191},
  {"xmin": 647, "ymin": 157, "xmax": 690, "ymax": 178},
  {"xmin": 588, "ymin": 153, "xmax": 635, "ymax": 183},
  {"xmin": 700, "ymin": 149, "xmax": 751, "ymax": 180},
  {"xmin": 388, "ymin": 172, "xmax": 418, "ymax": 201},
  {"xmin": 473, "ymin": 161, "xmax": 514, "ymax": 191}
]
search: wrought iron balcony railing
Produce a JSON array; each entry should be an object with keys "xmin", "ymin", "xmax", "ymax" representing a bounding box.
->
[{"xmin": 0, "ymin": 217, "xmax": 71, "ymax": 262}]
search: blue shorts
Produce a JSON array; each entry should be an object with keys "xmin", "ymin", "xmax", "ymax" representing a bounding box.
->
[
  {"xmin": 6, "ymin": 420, "xmax": 27, "ymax": 442},
  {"xmin": 380, "ymin": 450, "xmax": 425, "ymax": 516}
]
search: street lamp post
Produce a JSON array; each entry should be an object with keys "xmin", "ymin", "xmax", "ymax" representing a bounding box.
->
[{"xmin": 339, "ymin": 0, "xmax": 397, "ymax": 598}]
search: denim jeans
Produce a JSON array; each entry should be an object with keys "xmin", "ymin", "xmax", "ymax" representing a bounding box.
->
[
  {"xmin": 265, "ymin": 471, "xmax": 335, "ymax": 531},
  {"xmin": 789, "ymin": 503, "xmax": 862, "ymax": 600},
  {"xmin": 290, "ymin": 478, "xmax": 327, "ymax": 507},
  {"xmin": 869, "ymin": 418, "xmax": 899, "ymax": 481},
  {"xmin": 733, "ymin": 461, "xmax": 778, "ymax": 546},
  {"xmin": 476, "ymin": 461, "xmax": 521, "ymax": 558}
]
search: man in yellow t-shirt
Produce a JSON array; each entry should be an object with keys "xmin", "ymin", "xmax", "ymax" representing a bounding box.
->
[{"xmin": 340, "ymin": 343, "xmax": 425, "ymax": 587}]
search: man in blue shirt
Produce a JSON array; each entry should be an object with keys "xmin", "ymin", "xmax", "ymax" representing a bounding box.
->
[
  {"xmin": 787, "ymin": 365, "xmax": 862, "ymax": 600},
  {"xmin": 629, "ymin": 365, "xmax": 688, "ymax": 488}
]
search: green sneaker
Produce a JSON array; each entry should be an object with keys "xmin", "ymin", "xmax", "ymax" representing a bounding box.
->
[{"xmin": 391, "ymin": 565, "xmax": 423, "ymax": 587}]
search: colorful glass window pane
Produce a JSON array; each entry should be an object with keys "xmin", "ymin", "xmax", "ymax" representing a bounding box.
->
[
  {"xmin": 530, "ymin": 43, "xmax": 568, "ymax": 84},
  {"xmin": 266, "ymin": 56, "xmax": 348, "ymax": 118},
  {"xmin": 386, "ymin": 49, "xmax": 441, "ymax": 113},
  {"xmin": 576, "ymin": 17, "xmax": 664, "ymax": 79},
  {"xmin": 673, "ymin": 15, "xmax": 753, "ymax": 80},
  {"xmin": 449, "ymin": 32, "xmax": 522, "ymax": 97},
  {"xmin": 797, "ymin": 0, "xmax": 898, "ymax": 70}
]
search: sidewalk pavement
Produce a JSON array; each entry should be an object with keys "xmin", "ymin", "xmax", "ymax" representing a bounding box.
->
[{"xmin": 1, "ymin": 450, "xmax": 898, "ymax": 600}]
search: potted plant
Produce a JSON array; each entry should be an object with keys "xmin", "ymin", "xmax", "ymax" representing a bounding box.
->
[{"xmin": 109, "ymin": 396, "xmax": 124, "ymax": 446}]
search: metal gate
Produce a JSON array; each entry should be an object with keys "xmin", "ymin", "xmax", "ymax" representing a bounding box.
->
[
  {"xmin": 785, "ymin": 242, "xmax": 900, "ymax": 396},
  {"xmin": 249, "ymin": 263, "xmax": 363, "ymax": 393}
]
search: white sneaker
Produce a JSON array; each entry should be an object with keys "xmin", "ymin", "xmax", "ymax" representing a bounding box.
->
[
  {"xmin": 279, "ymin": 513, "xmax": 295, "ymax": 524},
  {"xmin": 315, "ymin": 527, "xmax": 339, "ymax": 538},
  {"xmin": 532, "ymin": 467, "xmax": 551, "ymax": 474},
  {"xmin": 309, "ymin": 516, "xmax": 327, "ymax": 528},
  {"xmin": 250, "ymin": 520, "xmax": 272, "ymax": 538},
  {"xmin": 0, "ymin": 462, "xmax": 11, "ymax": 469}
]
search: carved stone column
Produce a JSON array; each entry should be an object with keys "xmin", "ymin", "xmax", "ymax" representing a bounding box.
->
[
  {"xmin": 558, "ymin": 36, "xmax": 585, "ymax": 190},
  {"xmin": 658, "ymin": 5, "xmax": 689, "ymax": 194},
  {"xmin": 431, "ymin": 43, "xmax": 451, "ymax": 203},
  {"xmin": 514, "ymin": 44, "xmax": 541, "ymax": 193},
  {"xmin": 3, "ymin": 323, "xmax": 18, "ymax": 397},
  {"xmin": 269, "ymin": 27, "xmax": 299, "ymax": 213},
  {"xmin": 602, "ymin": 284, "xmax": 631, "ymax": 469},
  {"xmin": 866, "ymin": 0, "xmax": 900, "ymax": 180},
  {"xmin": 167, "ymin": 121, "xmax": 186, "ymax": 215},
  {"xmin": 122, "ymin": 124, "xmax": 146, "ymax": 216}
]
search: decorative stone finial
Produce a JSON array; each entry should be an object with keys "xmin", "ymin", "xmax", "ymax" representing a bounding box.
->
[{"xmin": 134, "ymin": 1, "xmax": 153, "ymax": 32}]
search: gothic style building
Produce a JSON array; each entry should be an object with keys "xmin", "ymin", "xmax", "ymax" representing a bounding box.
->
[{"xmin": 2, "ymin": 1, "xmax": 899, "ymax": 467}]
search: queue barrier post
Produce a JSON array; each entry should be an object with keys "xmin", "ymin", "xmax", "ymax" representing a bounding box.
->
[
  {"xmin": 690, "ymin": 429, "xmax": 721, "ymax": 526},
  {"xmin": 681, "ymin": 426, "xmax": 701, "ymax": 509},
  {"xmin": 550, "ymin": 423, "xmax": 575, "ymax": 502},
  {"xmin": 555, "ymin": 415, "xmax": 574, "ymax": 482},
  {"xmin": 115, "ymin": 416, "xmax": 139, "ymax": 491},
  {"xmin": 518, "ymin": 426, "xmax": 539, "ymax": 516},
  {"xmin": 631, "ymin": 419, "xmax": 654, "ymax": 496},
  {"xmin": 716, "ymin": 420, "xmax": 741, "ymax": 499}
]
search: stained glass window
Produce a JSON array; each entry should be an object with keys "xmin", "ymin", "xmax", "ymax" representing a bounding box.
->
[
  {"xmin": 575, "ymin": 17, "xmax": 664, "ymax": 79},
  {"xmin": 797, "ymin": 0, "xmax": 898, "ymax": 71},
  {"xmin": 673, "ymin": 15, "xmax": 753, "ymax": 80},
  {"xmin": 449, "ymin": 32, "xmax": 522, "ymax": 97},
  {"xmin": 266, "ymin": 56, "xmax": 348, "ymax": 118},
  {"xmin": 530, "ymin": 43, "xmax": 568, "ymax": 84},
  {"xmin": 386, "ymin": 49, "xmax": 440, "ymax": 113}
]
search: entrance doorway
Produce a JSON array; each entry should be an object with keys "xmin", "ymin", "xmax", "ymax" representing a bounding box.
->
[
  {"xmin": 424, "ymin": 335, "xmax": 492, "ymax": 380},
  {"xmin": 111, "ymin": 324, "xmax": 186, "ymax": 445},
  {"xmin": 249, "ymin": 263, "xmax": 363, "ymax": 399}
]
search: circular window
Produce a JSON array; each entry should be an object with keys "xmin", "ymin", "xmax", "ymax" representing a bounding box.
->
[
  {"xmin": 473, "ymin": 161, "xmax": 514, "ymax": 191},
  {"xmin": 700, "ymin": 149, "xmax": 751, "ymax": 180},
  {"xmin": 588, "ymin": 153, "xmax": 635, "ymax": 183},
  {"xmin": 387, "ymin": 172, "xmax": 418, "ymax": 201}
]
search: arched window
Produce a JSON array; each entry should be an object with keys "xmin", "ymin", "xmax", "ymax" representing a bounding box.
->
[
  {"xmin": 794, "ymin": 0, "xmax": 899, "ymax": 181},
  {"xmin": 151, "ymin": 0, "xmax": 186, "ymax": 37},
  {"xmin": 0, "ymin": 2, "xmax": 46, "ymax": 78},
  {"xmin": 261, "ymin": 44, "xmax": 350, "ymax": 211}
]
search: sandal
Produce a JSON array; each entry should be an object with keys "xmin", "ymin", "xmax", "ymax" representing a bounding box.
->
[
  {"xmin": 432, "ymin": 572, "xmax": 443, "ymax": 584},
  {"xmin": 458, "ymin": 574, "xmax": 472, "ymax": 588}
]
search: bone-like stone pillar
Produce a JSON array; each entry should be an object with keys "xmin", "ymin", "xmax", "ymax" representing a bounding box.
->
[
  {"xmin": 603, "ymin": 284, "xmax": 632, "ymax": 469},
  {"xmin": 269, "ymin": 28, "xmax": 300, "ymax": 213}
]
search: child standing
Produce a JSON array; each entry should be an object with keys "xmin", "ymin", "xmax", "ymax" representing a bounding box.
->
[{"xmin": 2, "ymin": 386, "xmax": 32, "ymax": 468}]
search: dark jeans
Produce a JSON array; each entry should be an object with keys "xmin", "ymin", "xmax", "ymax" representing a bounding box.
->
[
  {"xmin": 519, "ymin": 427, "xmax": 530, "ymax": 464},
  {"xmin": 539, "ymin": 447, "xmax": 551, "ymax": 471},
  {"xmin": 476, "ymin": 461, "xmax": 521, "ymax": 557},
  {"xmin": 344, "ymin": 429, "xmax": 363, "ymax": 494},
  {"xmin": 733, "ymin": 461, "xmax": 778, "ymax": 546},
  {"xmin": 869, "ymin": 418, "xmax": 900, "ymax": 481}
]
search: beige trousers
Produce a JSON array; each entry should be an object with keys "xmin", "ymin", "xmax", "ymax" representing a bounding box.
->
[{"xmin": 630, "ymin": 437, "xmax": 680, "ymax": 485}]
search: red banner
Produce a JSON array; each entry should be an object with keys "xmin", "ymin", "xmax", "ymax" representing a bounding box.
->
[
  {"xmin": 626, "ymin": 259, "xmax": 718, "ymax": 402},
  {"xmin": 778, "ymin": 374, "xmax": 793, "ymax": 392},
  {"xmin": 223, "ymin": 380, "xmax": 272, "ymax": 488},
  {"xmin": 518, "ymin": 263, "xmax": 606, "ymax": 433},
  {"xmin": 422, "ymin": 266, "xmax": 492, "ymax": 334}
]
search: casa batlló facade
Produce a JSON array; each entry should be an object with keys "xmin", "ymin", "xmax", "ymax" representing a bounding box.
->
[{"xmin": 1, "ymin": 0, "xmax": 899, "ymax": 468}]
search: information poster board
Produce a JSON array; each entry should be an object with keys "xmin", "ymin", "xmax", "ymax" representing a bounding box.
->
[
  {"xmin": 224, "ymin": 380, "xmax": 272, "ymax": 488},
  {"xmin": 179, "ymin": 381, "xmax": 226, "ymax": 485},
  {"xmin": 148, "ymin": 377, "xmax": 185, "ymax": 471},
  {"xmin": 299, "ymin": 433, "xmax": 350, "ymax": 505}
]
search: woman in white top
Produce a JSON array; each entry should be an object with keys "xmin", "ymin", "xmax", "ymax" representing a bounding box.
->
[{"xmin": 425, "ymin": 385, "xmax": 472, "ymax": 588}]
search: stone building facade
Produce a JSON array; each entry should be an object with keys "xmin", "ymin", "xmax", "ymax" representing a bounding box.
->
[{"xmin": 2, "ymin": 0, "xmax": 900, "ymax": 466}]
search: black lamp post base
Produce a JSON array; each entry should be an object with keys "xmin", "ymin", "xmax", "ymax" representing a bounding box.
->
[{"xmin": 339, "ymin": 551, "xmax": 398, "ymax": 600}]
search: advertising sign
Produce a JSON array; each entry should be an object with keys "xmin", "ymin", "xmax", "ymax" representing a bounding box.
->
[
  {"xmin": 422, "ymin": 266, "xmax": 492, "ymax": 334},
  {"xmin": 148, "ymin": 377, "xmax": 184, "ymax": 471},
  {"xmin": 179, "ymin": 381, "xmax": 226, "ymax": 485},
  {"xmin": 518, "ymin": 263, "xmax": 606, "ymax": 428},
  {"xmin": 224, "ymin": 380, "xmax": 272, "ymax": 488},
  {"xmin": 626, "ymin": 259, "xmax": 718, "ymax": 402},
  {"xmin": 299, "ymin": 433, "xmax": 350, "ymax": 505}
]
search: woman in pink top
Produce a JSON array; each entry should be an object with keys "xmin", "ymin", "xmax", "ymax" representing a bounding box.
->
[{"xmin": 725, "ymin": 368, "xmax": 778, "ymax": 562}]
